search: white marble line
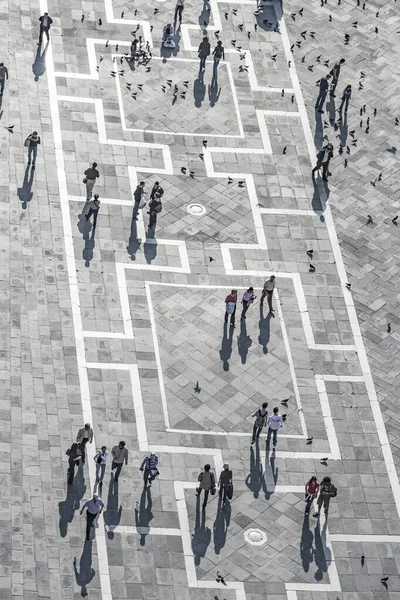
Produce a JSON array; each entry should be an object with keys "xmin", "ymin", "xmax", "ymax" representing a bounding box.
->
[
  {"xmin": 145, "ymin": 282, "xmax": 171, "ymax": 429},
  {"xmin": 330, "ymin": 534, "xmax": 400, "ymax": 543},
  {"xmin": 69, "ymin": 194, "xmax": 133, "ymax": 207},
  {"xmin": 277, "ymin": 0, "xmax": 400, "ymax": 519},
  {"xmin": 321, "ymin": 375, "xmax": 365, "ymax": 383},
  {"xmin": 274, "ymin": 288, "xmax": 308, "ymax": 437},
  {"xmin": 41, "ymin": 0, "xmax": 112, "ymax": 597},
  {"xmin": 115, "ymin": 263, "xmax": 134, "ymax": 338},
  {"xmin": 111, "ymin": 526, "xmax": 181, "ymax": 536},
  {"xmin": 166, "ymin": 428, "xmax": 305, "ymax": 439},
  {"xmin": 103, "ymin": 0, "xmax": 152, "ymax": 45},
  {"xmin": 314, "ymin": 376, "xmax": 341, "ymax": 460},
  {"xmin": 260, "ymin": 208, "xmax": 323, "ymax": 216},
  {"xmin": 262, "ymin": 110, "xmax": 301, "ymax": 117},
  {"xmin": 256, "ymin": 111, "xmax": 273, "ymax": 153}
]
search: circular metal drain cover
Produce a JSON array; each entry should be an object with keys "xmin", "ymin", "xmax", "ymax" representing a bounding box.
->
[
  {"xmin": 187, "ymin": 203, "xmax": 206, "ymax": 216},
  {"xmin": 244, "ymin": 528, "xmax": 267, "ymax": 546}
]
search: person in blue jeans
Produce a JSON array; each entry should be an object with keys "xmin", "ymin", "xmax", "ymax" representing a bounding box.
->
[
  {"xmin": 26, "ymin": 131, "xmax": 41, "ymax": 167},
  {"xmin": 94, "ymin": 446, "xmax": 108, "ymax": 483},
  {"xmin": 212, "ymin": 41, "xmax": 225, "ymax": 76},
  {"xmin": 266, "ymin": 407, "xmax": 283, "ymax": 448}
]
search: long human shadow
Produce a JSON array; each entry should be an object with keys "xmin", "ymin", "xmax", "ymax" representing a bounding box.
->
[
  {"xmin": 73, "ymin": 541, "xmax": 95, "ymax": 597},
  {"xmin": 127, "ymin": 213, "xmax": 141, "ymax": 260},
  {"xmin": 258, "ymin": 305, "xmax": 272, "ymax": 354},
  {"xmin": 193, "ymin": 69, "xmax": 206, "ymax": 108},
  {"xmin": 160, "ymin": 26, "xmax": 181, "ymax": 60},
  {"xmin": 237, "ymin": 317, "xmax": 252, "ymax": 364},
  {"xmin": 213, "ymin": 499, "xmax": 231, "ymax": 554},
  {"xmin": 17, "ymin": 164, "xmax": 35, "ymax": 209},
  {"xmin": 198, "ymin": 1, "xmax": 211, "ymax": 28},
  {"xmin": 337, "ymin": 111, "xmax": 348, "ymax": 146},
  {"xmin": 264, "ymin": 448, "xmax": 278, "ymax": 500},
  {"xmin": 219, "ymin": 322, "xmax": 234, "ymax": 371},
  {"xmin": 58, "ymin": 464, "xmax": 86, "ymax": 537},
  {"xmin": 314, "ymin": 518, "xmax": 330, "ymax": 581},
  {"xmin": 245, "ymin": 444, "xmax": 266, "ymax": 499},
  {"xmin": 300, "ymin": 513, "xmax": 314, "ymax": 573},
  {"xmin": 0, "ymin": 91, "xmax": 3, "ymax": 120},
  {"xmin": 144, "ymin": 232, "xmax": 157, "ymax": 264},
  {"xmin": 134, "ymin": 487, "xmax": 153, "ymax": 546},
  {"xmin": 32, "ymin": 40, "xmax": 49, "ymax": 81},
  {"xmin": 103, "ymin": 473, "xmax": 122, "ymax": 539},
  {"xmin": 191, "ymin": 495, "xmax": 211, "ymax": 566},
  {"xmin": 208, "ymin": 79, "xmax": 221, "ymax": 107},
  {"xmin": 82, "ymin": 226, "xmax": 96, "ymax": 267},
  {"xmin": 326, "ymin": 94, "xmax": 336, "ymax": 125},
  {"xmin": 313, "ymin": 109, "xmax": 324, "ymax": 152}
]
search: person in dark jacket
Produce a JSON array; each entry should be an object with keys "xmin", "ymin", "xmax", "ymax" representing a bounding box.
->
[
  {"xmin": 339, "ymin": 84, "xmax": 352, "ymax": 114},
  {"xmin": 148, "ymin": 193, "xmax": 162, "ymax": 228},
  {"xmin": 198, "ymin": 36, "xmax": 211, "ymax": 71},
  {"xmin": 312, "ymin": 143, "xmax": 334, "ymax": 181},
  {"xmin": 329, "ymin": 58, "xmax": 345, "ymax": 96},
  {"xmin": 315, "ymin": 74, "xmax": 331, "ymax": 113},
  {"xmin": 313, "ymin": 476, "xmax": 337, "ymax": 517},
  {"xmin": 39, "ymin": 12, "xmax": 53, "ymax": 43}
]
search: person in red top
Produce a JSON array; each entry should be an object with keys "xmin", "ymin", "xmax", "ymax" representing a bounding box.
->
[
  {"xmin": 224, "ymin": 289, "xmax": 237, "ymax": 328},
  {"xmin": 304, "ymin": 476, "xmax": 319, "ymax": 515}
]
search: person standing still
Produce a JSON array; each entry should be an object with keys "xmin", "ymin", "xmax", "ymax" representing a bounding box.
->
[
  {"xmin": 80, "ymin": 494, "xmax": 104, "ymax": 541},
  {"xmin": 85, "ymin": 194, "xmax": 100, "ymax": 228},
  {"xmin": 314, "ymin": 74, "xmax": 331, "ymax": 113},
  {"xmin": 218, "ymin": 463, "xmax": 232, "ymax": 505},
  {"xmin": 224, "ymin": 289, "xmax": 237, "ymax": 328},
  {"xmin": 196, "ymin": 464, "xmax": 215, "ymax": 509},
  {"xmin": 251, "ymin": 401, "xmax": 268, "ymax": 443},
  {"xmin": 329, "ymin": 58, "xmax": 345, "ymax": 96},
  {"xmin": 94, "ymin": 446, "xmax": 108, "ymax": 483},
  {"xmin": 84, "ymin": 162, "xmax": 99, "ymax": 200},
  {"xmin": 304, "ymin": 476, "xmax": 319, "ymax": 515},
  {"xmin": 0, "ymin": 62, "xmax": 8, "ymax": 96},
  {"xmin": 313, "ymin": 476, "xmax": 337, "ymax": 517},
  {"xmin": 111, "ymin": 441, "xmax": 128, "ymax": 482},
  {"xmin": 241, "ymin": 287, "xmax": 256, "ymax": 320},
  {"xmin": 339, "ymin": 84, "xmax": 351, "ymax": 114},
  {"xmin": 148, "ymin": 193, "xmax": 162, "ymax": 229},
  {"xmin": 212, "ymin": 41, "xmax": 225, "ymax": 76},
  {"xmin": 174, "ymin": 0, "xmax": 185, "ymax": 24},
  {"xmin": 312, "ymin": 143, "xmax": 333, "ymax": 181},
  {"xmin": 266, "ymin": 407, "xmax": 283, "ymax": 448},
  {"xmin": 133, "ymin": 181, "xmax": 146, "ymax": 220},
  {"xmin": 76, "ymin": 423, "xmax": 94, "ymax": 464},
  {"xmin": 150, "ymin": 181, "xmax": 164, "ymax": 201},
  {"xmin": 38, "ymin": 12, "xmax": 53, "ymax": 43},
  {"xmin": 260, "ymin": 275, "xmax": 276, "ymax": 313},
  {"xmin": 198, "ymin": 36, "xmax": 211, "ymax": 71},
  {"xmin": 25, "ymin": 131, "xmax": 41, "ymax": 167}
]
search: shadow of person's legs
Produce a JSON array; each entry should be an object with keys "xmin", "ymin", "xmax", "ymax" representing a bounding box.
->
[
  {"xmin": 17, "ymin": 164, "xmax": 35, "ymax": 209},
  {"xmin": 73, "ymin": 541, "xmax": 96, "ymax": 596}
]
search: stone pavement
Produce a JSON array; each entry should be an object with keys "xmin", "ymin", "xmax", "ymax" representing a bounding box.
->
[{"xmin": 2, "ymin": 0, "xmax": 400, "ymax": 598}]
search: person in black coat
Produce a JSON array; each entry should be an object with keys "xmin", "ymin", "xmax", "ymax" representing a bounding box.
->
[
  {"xmin": 312, "ymin": 143, "xmax": 334, "ymax": 181},
  {"xmin": 39, "ymin": 13, "xmax": 53, "ymax": 43}
]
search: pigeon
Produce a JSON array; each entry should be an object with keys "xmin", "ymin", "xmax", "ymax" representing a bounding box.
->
[
  {"xmin": 227, "ymin": 177, "xmax": 233, "ymax": 184},
  {"xmin": 271, "ymin": 54, "xmax": 277, "ymax": 61},
  {"xmin": 214, "ymin": 30, "xmax": 220, "ymax": 37},
  {"xmin": 137, "ymin": 84, "xmax": 143, "ymax": 90},
  {"xmin": 301, "ymin": 30, "xmax": 307, "ymax": 39},
  {"xmin": 254, "ymin": 23, "xmax": 258, "ymax": 31},
  {"xmin": 366, "ymin": 215, "xmax": 373, "ymax": 225},
  {"xmin": 387, "ymin": 323, "xmax": 391, "ymax": 333},
  {"xmin": 361, "ymin": 555, "xmax": 365, "ymax": 566},
  {"xmin": 392, "ymin": 216, "xmax": 398, "ymax": 224},
  {"xmin": 309, "ymin": 264, "xmax": 316, "ymax": 272},
  {"xmin": 306, "ymin": 436, "xmax": 313, "ymax": 444},
  {"xmin": 181, "ymin": 167, "xmax": 187, "ymax": 174},
  {"xmin": 306, "ymin": 249, "xmax": 313, "ymax": 257},
  {"xmin": 81, "ymin": 14, "xmax": 84, "ymax": 22},
  {"xmin": 224, "ymin": 11, "xmax": 228, "ymax": 19},
  {"xmin": 298, "ymin": 8, "xmax": 304, "ymax": 15},
  {"xmin": 283, "ymin": 146, "xmax": 287, "ymax": 154},
  {"xmin": 5, "ymin": 125, "xmax": 14, "ymax": 133},
  {"xmin": 146, "ymin": 67, "xmax": 151, "ymax": 73},
  {"xmin": 194, "ymin": 381, "xmax": 201, "ymax": 393},
  {"xmin": 288, "ymin": 61, "xmax": 291, "ymax": 68},
  {"xmin": 105, "ymin": 40, "xmax": 109, "ymax": 47},
  {"xmin": 310, "ymin": 31, "xmax": 315, "ymax": 38},
  {"xmin": 316, "ymin": 55, "xmax": 321, "ymax": 62},
  {"xmin": 375, "ymin": 27, "xmax": 378, "ymax": 33},
  {"xmin": 166, "ymin": 79, "xmax": 172, "ymax": 86},
  {"xmin": 183, "ymin": 81, "xmax": 189, "ymax": 88},
  {"xmin": 98, "ymin": 18, "xmax": 102, "ymax": 25},
  {"xmin": 344, "ymin": 159, "xmax": 348, "ymax": 168},
  {"xmin": 370, "ymin": 180, "xmax": 376, "ymax": 187},
  {"xmin": 154, "ymin": 7, "xmax": 159, "ymax": 14},
  {"xmin": 115, "ymin": 44, "xmax": 119, "ymax": 52},
  {"xmin": 247, "ymin": 31, "xmax": 251, "ymax": 39},
  {"xmin": 374, "ymin": 108, "xmax": 377, "ymax": 117},
  {"xmin": 381, "ymin": 577, "xmax": 388, "ymax": 588},
  {"xmin": 121, "ymin": 10, "xmax": 124, "ymax": 18},
  {"xmin": 131, "ymin": 93, "xmax": 137, "ymax": 100},
  {"xmin": 281, "ymin": 414, "xmax": 287, "ymax": 421},
  {"xmin": 199, "ymin": 153, "xmax": 204, "ymax": 159},
  {"xmin": 345, "ymin": 283, "xmax": 351, "ymax": 289},
  {"xmin": 161, "ymin": 86, "xmax": 166, "ymax": 93},
  {"xmin": 291, "ymin": 13, "xmax": 296, "ymax": 20},
  {"xmin": 209, "ymin": 257, "xmax": 215, "ymax": 262},
  {"xmin": 232, "ymin": 8, "xmax": 238, "ymax": 15},
  {"xmin": 238, "ymin": 181, "xmax": 245, "ymax": 187},
  {"xmin": 376, "ymin": 11, "xmax": 379, "ymax": 16},
  {"xmin": 378, "ymin": 172, "xmax": 382, "ymax": 181},
  {"xmin": 216, "ymin": 572, "xmax": 227, "ymax": 585},
  {"xmin": 329, "ymin": 15, "xmax": 332, "ymax": 22},
  {"xmin": 291, "ymin": 95, "xmax": 295, "ymax": 103},
  {"xmin": 320, "ymin": 457, "xmax": 328, "ymax": 463},
  {"xmin": 189, "ymin": 170, "xmax": 195, "ymax": 179},
  {"xmin": 281, "ymin": 398, "xmax": 289, "ymax": 405},
  {"xmin": 301, "ymin": 56, "xmax": 305, "ymax": 63},
  {"xmin": 126, "ymin": 83, "xmax": 132, "ymax": 90},
  {"xmin": 238, "ymin": 23, "xmax": 244, "ymax": 30},
  {"xmin": 352, "ymin": 21, "xmax": 358, "ymax": 28},
  {"xmin": 396, "ymin": 118, "xmax": 399, "ymax": 126}
]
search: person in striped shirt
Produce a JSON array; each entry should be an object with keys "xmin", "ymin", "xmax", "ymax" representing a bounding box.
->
[{"xmin": 140, "ymin": 453, "xmax": 159, "ymax": 487}]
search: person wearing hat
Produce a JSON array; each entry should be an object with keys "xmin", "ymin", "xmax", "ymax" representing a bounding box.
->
[
  {"xmin": 80, "ymin": 493, "xmax": 104, "ymax": 541},
  {"xmin": 218, "ymin": 463, "xmax": 233, "ymax": 505},
  {"xmin": 312, "ymin": 143, "xmax": 334, "ymax": 181}
]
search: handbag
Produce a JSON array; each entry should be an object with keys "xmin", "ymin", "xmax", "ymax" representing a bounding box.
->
[
  {"xmin": 83, "ymin": 177, "xmax": 87, "ymax": 183},
  {"xmin": 226, "ymin": 301, "xmax": 235, "ymax": 315},
  {"xmin": 24, "ymin": 137, "xmax": 30, "ymax": 147},
  {"xmin": 139, "ymin": 197, "xmax": 146, "ymax": 209},
  {"xmin": 96, "ymin": 455, "xmax": 103, "ymax": 465},
  {"xmin": 227, "ymin": 484, "xmax": 233, "ymax": 500},
  {"xmin": 210, "ymin": 487, "xmax": 216, "ymax": 496}
]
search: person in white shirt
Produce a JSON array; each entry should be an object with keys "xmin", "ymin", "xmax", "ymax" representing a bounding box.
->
[
  {"xmin": 266, "ymin": 407, "xmax": 283, "ymax": 448},
  {"xmin": 260, "ymin": 275, "xmax": 276, "ymax": 313},
  {"xmin": 80, "ymin": 494, "xmax": 104, "ymax": 541},
  {"xmin": 94, "ymin": 446, "xmax": 108, "ymax": 483}
]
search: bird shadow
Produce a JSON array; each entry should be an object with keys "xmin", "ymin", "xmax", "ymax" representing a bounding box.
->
[
  {"xmin": 237, "ymin": 317, "xmax": 252, "ymax": 364},
  {"xmin": 73, "ymin": 541, "xmax": 95, "ymax": 597},
  {"xmin": 17, "ymin": 164, "xmax": 35, "ymax": 208},
  {"xmin": 194, "ymin": 70, "xmax": 206, "ymax": 107},
  {"xmin": 32, "ymin": 40, "xmax": 49, "ymax": 81},
  {"xmin": 258, "ymin": 304, "xmax": 272, "ymax": 354},
  {"xmin": 219, "ymin": 322, "xmax": 234, "ymax": 371}
]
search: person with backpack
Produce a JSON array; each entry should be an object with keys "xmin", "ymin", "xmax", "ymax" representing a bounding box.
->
[
  {"xmin": 224, "ymin": 289, "xmax": 237, "ymax": 328},
  {"xmin": 148, "ymin": 192, "xmax": 163, "ymax": 228},
  {"xmin": 196, "ymin": 464, "xmax": 215, "ymax": 509},
  {"xmin": 218, "ymin": 463, "xmax": 233, "ymax": 505},
  {"xmin": 304, "ymin": 475, "xmax": 319, "ymax": 515},
  {"xmin": 251, "ymin": 402, "xmax": 268, "ymax": 444},
  {"xmin": 313, "ymin": 476, "xmax": 337, "ymax": 517}
]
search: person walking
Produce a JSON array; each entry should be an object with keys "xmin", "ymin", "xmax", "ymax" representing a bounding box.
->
[
  {"xmin": 83, "ymin": 162, "xmax": 99, "ymax": 200},
  {"xmin": 314, "ymin": 74, "xmax": 331, "ymax": 113},
  {"xmin": 251, "ymin": 402, "xmax": 268, "ymax": 443},
  {"xmin": 174, "ymin": 0, "xmax": 185, "ymax": 24},
  {"xmin": 339, "ymin": 84, "xmax": 352, "ymax": 114},
  {"xmin": 76, "ymin": 423, "xmax": 94, "ymax": 464},
  {"xmin": 80, "ymin": 494, "xmax": 104, "ymax": 541},
  {"xmin": 224, "ymin": 289, "xmax": 237, "ymax": 328},
  {"xmin": 198, "ymin": 36, "xmax": 211, "ymax": 71},
  {"xmin": 133, "ymin": 181, "xmax": 146, "ymax": 220},
  {"xmin": 312, "ymin": 143, "xmax": 333, "ymax": 181},
  {"xmin": 212, "ymin": 41, "xmax": 225, "ymax": 76},
  {"xmin": 241, "ymin": 287, "xmax": 256, "ymax": 320},
  {"xmin": 313, "ymin": 476, "xmax": 337, "ymax": 517},
  {"xmin": 111, "ymin": 441, "xmax": 128, "ymax": 482},
  {"xmin": 150, "ymin": 181, "xmax": 164, "ymax": 201},
  {"xmin": 196, "ymin": 464, "xmax": 215, "ymax": 509},
  {"xmin": 304, "ymin": 476, "xmax": 319, "ymax": 515},
  {"xmin": 329, "ymin": 58, "xmax": 345, "ymax": 96},
  {"xmin": 148, "ymin": 193, "xmax": 163, "ymax": 229},
  {"xmin": 0, "ymin": 62, "xmax": 8, "ymax": 96},
  {"xmin": 25, "ymin": 131, "xmax": 41, "ymax": 167},
  {"xmin": 260, "ymin": 275, "xmax": 276, "ymax": 313},
  {"xmin": 66, "ymin": 442, "xmax": 82, "ymax": 485},
  {"xmin": 38, "ymin": 12, "xmax": 53, "ymax": 43},
  {"xmin": 85, "ymin": 194, "xmax": 100, "ymax": 228},
  {"xmin": 266, "ymin": 407, "xmax": 283, "ymax": 448},
  {"xmin": 94, "ymin": 446, "xmax": 108, "ymax": 483},
  {"xmin": 218, "ymin": 463, "xmax": 233, "ymax": 505},
  {"xmin": 140, "ymin": 453, "xmax": 159, "ymax": 487}
]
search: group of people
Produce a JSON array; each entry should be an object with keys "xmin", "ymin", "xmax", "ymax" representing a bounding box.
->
[{"xmin": 224, "ymin": 275, "xmax": 276, "ymax": 328}]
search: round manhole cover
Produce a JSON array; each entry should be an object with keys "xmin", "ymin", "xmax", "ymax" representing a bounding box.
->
[
  {"xmin": 244, "ymin": 528, "xmax": 267, "ymax": 546},
  {"xmin": 187, "ymin": 203, "xmax": 206, "ymax": 216}
]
